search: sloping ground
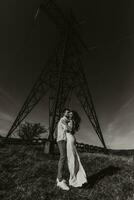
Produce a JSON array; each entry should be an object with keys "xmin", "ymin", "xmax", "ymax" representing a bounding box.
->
[{"xmin": 0, "ymin": 145, "xmax": 134, "ymax": 200}]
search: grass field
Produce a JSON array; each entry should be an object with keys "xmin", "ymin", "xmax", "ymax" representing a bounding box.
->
[{"xmin": 0, "ymin": 144, "xmax": 134, "ymax": 200}]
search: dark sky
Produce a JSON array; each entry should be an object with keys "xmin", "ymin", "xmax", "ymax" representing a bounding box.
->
[{"xmin": 0, "ymin": 0, "xmax": 134, "ymax": 149}]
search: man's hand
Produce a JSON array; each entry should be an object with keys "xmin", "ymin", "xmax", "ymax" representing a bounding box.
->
[{"xmin": 61, "ymin": 119, "xmax": 72, "ymax": 132}]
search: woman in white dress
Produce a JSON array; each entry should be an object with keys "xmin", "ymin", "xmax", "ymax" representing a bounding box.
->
[{"xmin": 66, "ymin": 111, "xmax": 87, "ymax": 187}]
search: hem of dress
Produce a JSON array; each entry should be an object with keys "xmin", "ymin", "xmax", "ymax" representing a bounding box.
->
[{"xmin": 69, "ymin": 180, "xmax": 87, "ymax": 187}]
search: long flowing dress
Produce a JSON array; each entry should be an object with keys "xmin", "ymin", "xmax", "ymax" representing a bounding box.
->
[{"xmin": 66, "ymin": 121, "xmax": 87, "ymax": 187}]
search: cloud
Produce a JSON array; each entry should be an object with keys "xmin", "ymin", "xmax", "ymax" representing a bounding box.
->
[
  {"xmin": 120, "ymin": 96, "xmax": 134, "ymax": 111},
  {"xmin": 0, "ymin": 87, "xmax": 16, "ymax": 136},
  {"xmin": 0, "ymin": 87, "xmax": 15, "ymax": 105},
  {"xmin": 110, "ymin": 130, "xmax": 134, "ymax": 149},
  {"xmin": 105, "ymin": 95, "xmax": 134, "ymax": 149},
  {"xmin": 0, "ymin": 112, "xmax": 13, "ymax": 122},
  {"xmin": 0, "ymin": 111, "xmax": 13, "ymax": 135},
  {"xmin": 0, "ymin": 128, "xmax": 7, "ymax": 135}
]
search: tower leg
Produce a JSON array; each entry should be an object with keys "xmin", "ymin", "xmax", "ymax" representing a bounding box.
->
[{"xmin": 70, "ymin": 54, "xmax": 108, "ymax": 151}]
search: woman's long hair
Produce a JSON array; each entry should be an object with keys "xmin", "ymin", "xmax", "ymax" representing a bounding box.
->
[{"xmin": 72, "ymin": 110, "xmax": 81, "ymax": 132}]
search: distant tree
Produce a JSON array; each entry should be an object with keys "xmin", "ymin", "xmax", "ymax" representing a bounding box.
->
[{"xmin": 17, "ymin": 121, "xmax": 47, "ymax": 141}]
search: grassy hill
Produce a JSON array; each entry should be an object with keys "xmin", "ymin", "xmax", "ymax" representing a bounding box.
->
[{"xmin": 0, "ymin": 144, "xmax": 134, "ymax": 200}]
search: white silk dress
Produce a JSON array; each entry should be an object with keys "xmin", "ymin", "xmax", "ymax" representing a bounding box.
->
[{"xmin": 66, "ymin": 121, "xmax": 87, "ymax": 187}]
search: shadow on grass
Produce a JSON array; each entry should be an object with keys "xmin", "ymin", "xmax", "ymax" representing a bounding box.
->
[{"xmin": 82, "ymin": 165, "xmax": 121, "ymax": 189}]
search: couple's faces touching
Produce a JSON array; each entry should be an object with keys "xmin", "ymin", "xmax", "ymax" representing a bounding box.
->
[{"xmin": 64, "ymin": 110, "xmax": 73, "ymax": 119}]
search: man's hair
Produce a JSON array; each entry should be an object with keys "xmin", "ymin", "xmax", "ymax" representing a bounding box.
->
[{"xmin": 62, "ymin": 108, "xmax": 70, "ymax": 115}]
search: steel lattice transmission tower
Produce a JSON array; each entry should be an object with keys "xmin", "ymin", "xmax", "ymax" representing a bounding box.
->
[{"xmin": 6, "ymin": 0, "xmax": 107, "ymax": 153}]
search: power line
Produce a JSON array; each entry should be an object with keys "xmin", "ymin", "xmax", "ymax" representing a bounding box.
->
[{"xmin": 87, "ymin": 33, "xmax": 134, "ymax": 51}]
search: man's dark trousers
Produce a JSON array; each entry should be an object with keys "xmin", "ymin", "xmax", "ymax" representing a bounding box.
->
[{"xmin": 57, "ymin": 140, "xmax": 67, "ymax": 182}]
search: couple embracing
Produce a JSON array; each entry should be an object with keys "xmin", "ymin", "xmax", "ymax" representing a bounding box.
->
[{"xmin": 56, "ymin": 108, "xmax": 87, "ymax": 191}]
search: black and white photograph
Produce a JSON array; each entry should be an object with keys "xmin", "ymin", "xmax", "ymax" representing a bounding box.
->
[{"xmin": 0, "ymin": 0, "xmax": 134, "ymax": 199}]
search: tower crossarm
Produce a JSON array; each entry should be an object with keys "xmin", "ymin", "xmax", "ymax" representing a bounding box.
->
[
  {"xmin": 39, "ymin": 0, "xmax": 89, "ymax": 53},
  {"xmin": 40, "ymin": 0, "xmax": 67, "ymax": 32}
]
